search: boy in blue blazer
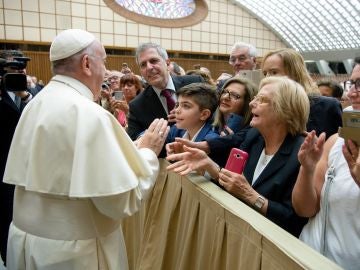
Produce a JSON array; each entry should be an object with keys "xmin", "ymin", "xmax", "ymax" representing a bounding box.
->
[{"xmin": 166, "ymin": 83, "xmax": 219, "ymax": 145}]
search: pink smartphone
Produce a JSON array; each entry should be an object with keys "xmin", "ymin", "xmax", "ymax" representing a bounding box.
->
[{"xmin": 225, "ymin": 148, "xmax": 249, "ymax": 174}]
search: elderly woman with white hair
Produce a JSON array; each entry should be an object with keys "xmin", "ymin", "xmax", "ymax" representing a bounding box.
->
[{"xmin": 167, "ymin": 76, "xmax": 310, "ymax": 236}]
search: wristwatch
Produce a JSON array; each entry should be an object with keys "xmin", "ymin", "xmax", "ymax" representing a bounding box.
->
[{"xmin": 253, "ymin": 195, "xmax": 265, "ymax": 210}]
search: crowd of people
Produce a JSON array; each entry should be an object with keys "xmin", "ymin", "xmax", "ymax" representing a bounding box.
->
[{"xmin": 0, "ymin": 28, "xmax": 359, "ymax": 270}]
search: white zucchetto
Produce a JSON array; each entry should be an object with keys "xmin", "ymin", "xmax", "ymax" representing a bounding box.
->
[{"xmin": 49, "ymin": 29, "xmax": 96, "ymax": 62}]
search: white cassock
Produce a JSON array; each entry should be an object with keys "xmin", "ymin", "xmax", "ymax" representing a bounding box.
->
[{"xmin": 3, "ymin": 75, "xmax": 159, "ymax": 270}]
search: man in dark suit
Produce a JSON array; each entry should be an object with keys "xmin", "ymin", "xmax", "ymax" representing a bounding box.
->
[
  {"xmin": 127, "ymin": 42, "xmax": 203, "ymax": 156},
  {"xmin": 0, "ymin": 50, "xmax": 33, "ymax": 265}
]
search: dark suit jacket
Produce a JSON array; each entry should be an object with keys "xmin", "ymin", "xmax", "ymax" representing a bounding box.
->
[
  {"xmin": 239, "ymin": 129, "xmax": 308, "ymax": 237},
  {"xmin": 0, "ymin": 91, "xmax": 27, "ymax": 181},
  {"xmin": 0, "ymin": 90, "xmax": 27, "ymax": 263},
  {"xmin": 307, "ymin": 95, "xmax": 342, "ymax": 138},
  {"xmin": 127, "ymin": 75, "xmax": 203, "ymax": 157}
]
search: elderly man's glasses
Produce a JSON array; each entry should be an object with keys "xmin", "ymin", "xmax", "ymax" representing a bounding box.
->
[
  {"xmin": 345, "ymin": 79, "xmax": 360, "ymax": 92},
  {"xmin": 220, "ymin": 89, "xmax": 242, "ymax": 100},
  {"xmin": 229, "ymin": 55, "xmax": 251, "ymax": 65},
  {"xmin": 252, "ymin": 94, "xmax": 271, "ymax": 104},
  {"xmin": 108, "ymin": 76, "xmax": 120, "ymax": 81}
]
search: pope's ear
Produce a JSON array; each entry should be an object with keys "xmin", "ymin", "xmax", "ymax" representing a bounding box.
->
[{"xmin": 81, "ymin": 54, "xmax": 92, "ymax": 75}]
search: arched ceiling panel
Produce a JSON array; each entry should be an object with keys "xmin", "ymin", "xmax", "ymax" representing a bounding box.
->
[{"xmin": 231, "ymin": 0, "xmax": 360, "ymax": 60}]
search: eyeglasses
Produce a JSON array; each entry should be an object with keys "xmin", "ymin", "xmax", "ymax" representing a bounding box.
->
[
  {"xmin": 252, "ymin": 94, "xmax": 271, "ymax": 104},
  {"xmin": 345, "ymin": 79, "xmax": 360, "ymax": 92},
  {"xmin": 229, "ymin": 55, "xmax": 251, "ymax": 65},
  {"xmin": 220, "ymin": 89, "xmax": 242, "ymax": 100},
  {"xmin": 108, "ymin": 76, "xmax": 120, "ymax": 81}
]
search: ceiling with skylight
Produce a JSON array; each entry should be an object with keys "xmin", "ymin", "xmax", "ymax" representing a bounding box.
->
[
  {"xmin": 114, "ymin": 0, "xmax": 195, "ymax": 19},
  {"xmin": 104, "ymin": 0, "xmax": 208, "ymax": 28},
  {"xmin": 231, "ymin": 0, "xmax": 360, "ymax": 60}
]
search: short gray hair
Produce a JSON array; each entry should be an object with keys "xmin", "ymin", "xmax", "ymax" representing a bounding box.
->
[
  {"xmin": 230, "ymin": 42, "xmax": 257, "ymax": 57},
  {"xmin": 135, "ymin": 42, "xmax": 168, "ymax": 65}
]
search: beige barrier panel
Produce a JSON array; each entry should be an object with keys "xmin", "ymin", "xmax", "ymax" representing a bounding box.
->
[{"xmin": 122, "ymin": 160, "xmax": 342, "ymax": 270}]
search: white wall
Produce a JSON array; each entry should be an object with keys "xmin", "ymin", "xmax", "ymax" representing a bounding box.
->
[{"xmin": 0, "ymin": 0, "xmax": 286, "ymax": 56}]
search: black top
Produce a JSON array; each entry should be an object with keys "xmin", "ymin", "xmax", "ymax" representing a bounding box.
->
[{"xmin": 240, "ymin": 129, "xmax": 308, "ymax": 236}]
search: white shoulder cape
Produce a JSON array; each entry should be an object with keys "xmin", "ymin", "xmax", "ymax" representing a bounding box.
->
[{"xmin": 4, "ymin": 75, "xmax": 154, "ymax": 197}]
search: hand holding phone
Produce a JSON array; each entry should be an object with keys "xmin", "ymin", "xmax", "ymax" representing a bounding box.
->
[
  {"xmin": 339, "ymin": 111, "xmax": 360, "ymax": 146},
  {"xmin": 114, "ymin": 91, "xmax": 124, "ymax": 100},
  {"xmin": 224, "ymin": 114, "xmax": 243, "ymax": 135},
  {"xmin": 225, "ymin": 148, "xmax": 249, "ymax": 174}
]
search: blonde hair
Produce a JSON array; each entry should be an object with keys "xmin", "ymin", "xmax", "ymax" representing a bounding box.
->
[
  {"xmin": 213, "ymin": 76, "xmax": 258, "ymax": 130},
  {"xmin": 259, "ymin": 76, "xmax": 310, "ymax": 135},
  {"xmin": 262, "ymin": 48, "xmax": 319, "ymax": 95}
]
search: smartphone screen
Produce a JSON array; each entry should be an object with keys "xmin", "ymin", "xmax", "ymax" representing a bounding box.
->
[
  {"xmin": 114, "ymin": 91, "xmax": 124, "ymax": 100},
  {"xmin": 339, "ymin": 111, "xmax": 360, "ymax": 146},
  {"xmin": 225, "ymin": 148, "xmax": 249, "ymax": 174}
]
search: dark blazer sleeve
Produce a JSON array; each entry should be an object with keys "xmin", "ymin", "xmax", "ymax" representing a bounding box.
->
[
  {"xmin": 127, "ymin": 86, "xmax": 168, "ymax": 140},
  {"xmin": 242, "ymin": 130, "xmax": 308, "ymax": 237},
  {"xmin": 207, "ymin": 126, "xmax": 250, "ymax": 167},
  {"xmin": 307, "ymin": 95, "xmax": 342, "ymax": 139}
]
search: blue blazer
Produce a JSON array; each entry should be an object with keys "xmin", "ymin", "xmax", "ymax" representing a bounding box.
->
[
  {"xmin": 239, "ymin": 128, "xmax": 308, "ymax": 237},
  {"xmin": 166, "ymin": 121, "xmax": 219, "ymax": 144}
]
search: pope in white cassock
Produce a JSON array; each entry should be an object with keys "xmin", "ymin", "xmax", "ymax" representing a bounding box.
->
[{"xmin": 3, "ymin": 29, "xmax": 169, "ymax": 269}]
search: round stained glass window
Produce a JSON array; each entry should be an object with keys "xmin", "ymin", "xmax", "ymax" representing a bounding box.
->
[{"xmin": 104, "ymin": 0, "xmax": 208, "ymax": 28}]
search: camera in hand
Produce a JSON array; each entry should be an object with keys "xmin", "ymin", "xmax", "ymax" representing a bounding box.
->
[
  {"xmin": 101, "ymin": 82, "xmax": 110, "ymax": 90},
  {"xmin": 0, "ymin": 55, "xmax": 30, "ymax": 92}
]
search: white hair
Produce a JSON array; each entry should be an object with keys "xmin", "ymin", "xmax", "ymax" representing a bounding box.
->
[{"xmin": 230, "ymin": 42, "xmax": 257, "ymax": 57}]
